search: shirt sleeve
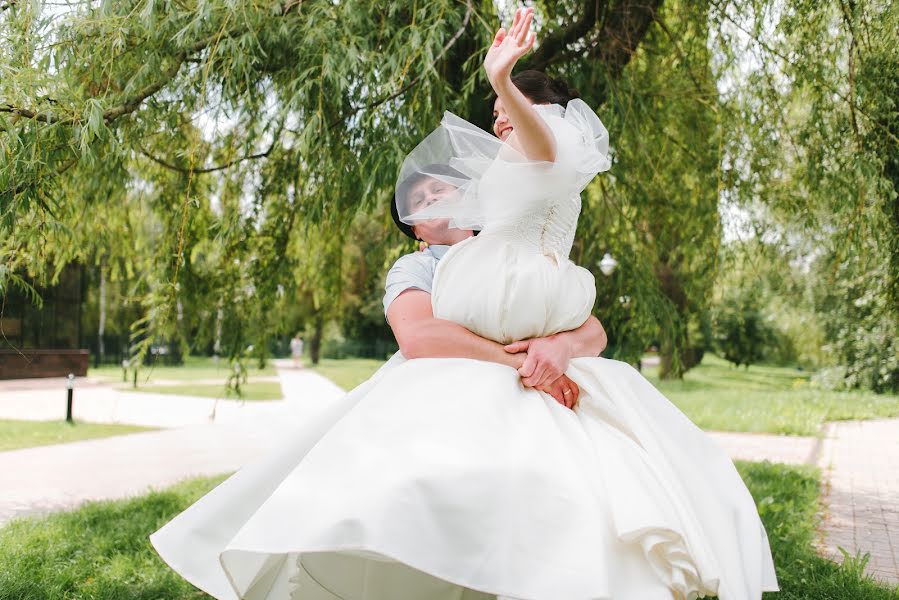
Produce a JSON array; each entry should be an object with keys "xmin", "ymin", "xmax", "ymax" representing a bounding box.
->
[{"xmin": 383, "ymin": 253, "xmax": 437, "ymax": 317}]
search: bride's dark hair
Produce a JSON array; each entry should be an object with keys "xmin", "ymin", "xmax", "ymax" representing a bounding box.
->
[{"xmin": 490, "ymin": 70, "xmax": 580, "ymax": 108}]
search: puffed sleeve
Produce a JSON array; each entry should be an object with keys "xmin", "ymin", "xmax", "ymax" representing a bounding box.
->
[{"xmin": 546, "ymin": 98, "xmax": 611, "ymax": 199}]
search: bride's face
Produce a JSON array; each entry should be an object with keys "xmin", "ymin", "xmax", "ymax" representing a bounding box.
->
[
  {"xmin": 492, "ymin": 97, "xmax": 514, "ymax": 141},
  {"xmin": 492, "ymin": 95, "xmax": 547, "ymax": 141}
]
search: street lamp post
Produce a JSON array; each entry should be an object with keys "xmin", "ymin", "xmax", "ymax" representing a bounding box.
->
[{"xmin": 65, "ymin": 373, "xmax": 75, "ymax": 423}]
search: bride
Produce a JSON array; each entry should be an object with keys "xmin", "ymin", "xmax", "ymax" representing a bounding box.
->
[{"xmin": 151, "ymin": 7, "xmax": 778, "ymax": 600}]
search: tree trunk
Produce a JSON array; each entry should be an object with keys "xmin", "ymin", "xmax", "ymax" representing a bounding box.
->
[
  {"xmin": 656, "ymin": 262, "xmax": 688, "ymax": 380},
  {"xmin": 310, "ymin": 316, "xmax": 324, "ymax": 365},
  {"xmin": 214, "ymin": 302, "xmax": 223, "ymax": 356},
  {"xmin": 658, "ymin": 335, "xmax": 684, "ymax": 380}
]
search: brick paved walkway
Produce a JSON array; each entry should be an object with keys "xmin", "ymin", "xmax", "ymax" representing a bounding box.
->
[
  {"xmin": 816, "ymin": 419, "xmax": 899, "ymax": 586},
  {"xmin": 710, "ymin": 421, "xmax": 899, "ymax": 587}
]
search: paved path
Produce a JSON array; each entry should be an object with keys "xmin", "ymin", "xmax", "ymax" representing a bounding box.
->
[
  {"xmin": 815, "ymin": 419, "xmax": 899, "ymax": 586},
  {"xmin": 709, "ymin": 421, "xmax": 899, "ymax": 587},
  {"xmin": 706, "ymin": 430, "xmax": 820, "ymax": 466},
  {"xmin": 0, "ymin": 364, "xmax": 345, "ymax": 525},
  {"xmin": 0, "ymin": 363, "xmax": 319, "ymax": 428},
  {"xmin": 0, "ymin": 420, "xmax": 294, "ymax": 524}
]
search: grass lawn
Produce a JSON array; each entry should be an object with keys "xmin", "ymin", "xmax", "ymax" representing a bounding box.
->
[
  {"xmin": 644, "ymin": 354, "xmax": 899, "ymax": 436},
  {"xmin": 89, "ymin": 355, "xmax": 277, "ymax": 384},
  {"xmin": 1, "ymin": 463, "xmax": 896, "ymax": 599},
  {"xmin": 128, "ymin": 381, "xmax": 283, "ymax": 401},
  {"xmin": 0, "ymin": 420, "xmax": 154, "ymax": 452},
  {"xmin": 311, "ymin": 358, "xmax": 385, "ymax": 391}
]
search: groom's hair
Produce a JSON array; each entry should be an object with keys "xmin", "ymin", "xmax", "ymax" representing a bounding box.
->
[
  {"xmin": 392, "ymin": 164, "xmax": 471, "ymax": 241},
  {"xmin": 390, "ymin": 192, "xmax": 418, "ymax": 240}
]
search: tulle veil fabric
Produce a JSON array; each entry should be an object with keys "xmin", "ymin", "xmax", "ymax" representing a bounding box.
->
[{"xmin": 394, "ymin": 98, "xmax": 611, "ymax": 232}]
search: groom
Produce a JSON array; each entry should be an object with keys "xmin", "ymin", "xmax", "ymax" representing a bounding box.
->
[{"xmin": 385, "ymin": 173, "xmax": 608, "ymax": 408}]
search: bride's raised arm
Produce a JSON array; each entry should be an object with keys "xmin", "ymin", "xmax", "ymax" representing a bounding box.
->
[{"xmin": 484, "ymin": 7, "xmax": 557, "ymax": 163}]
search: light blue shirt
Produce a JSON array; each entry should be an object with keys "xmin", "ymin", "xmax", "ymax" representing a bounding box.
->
[{"xmin": 383, "ymin": 245, "xmax": 451, "ymax": 316}]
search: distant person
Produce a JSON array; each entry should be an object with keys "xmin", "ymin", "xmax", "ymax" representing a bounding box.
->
[{"xmin": 289, "ymin": 334, "xmax": 304, "ymax": 369}]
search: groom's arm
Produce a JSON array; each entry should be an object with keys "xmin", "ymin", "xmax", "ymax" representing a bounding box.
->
[
  {"xmin": 382, "ymin": 250, "xmax": 605, "ymax": 387},
  {"xmin": 387, "ymin": 290, "xmax": 526, "ymax": 370},
  {"xmin": 387, "ymin": 288, "xmax": 598, "ymax": 409},
  {"xmin": 388, "ymin": 289, "xmax": 582, "ymax": 408},
  {"xmin": 387, "ymin": 290, "xmax": 606, "ymax": 370}
]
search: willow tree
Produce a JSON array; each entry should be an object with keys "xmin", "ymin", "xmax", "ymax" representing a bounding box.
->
[
  {"xmin": 2, "ymin": 0, "xmax": 729, "ymax": 372},
  {"xmin": 574, "ymin": 0, "xmax": 722, "ymax": 377},
  {"xmin": 710, "ymin": 0, "xmax": 899, "ymax": 391}
]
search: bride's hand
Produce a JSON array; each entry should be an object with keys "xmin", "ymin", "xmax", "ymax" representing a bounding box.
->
[
  {"xmin": 536, "ymin": 375, "xmax": 579, "ymax": 410},
  {"xmin": 504, "ymin": 334, "xmax": 573, "ymax": 388},
  {"xmin": 484, "ymin": 6, "xmax": 536, "ymax": 87}
]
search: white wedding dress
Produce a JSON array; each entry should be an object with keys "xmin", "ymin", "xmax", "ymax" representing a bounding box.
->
[{"xmin": 151, "ymin": 100, "xmax": 779, "ymax": 600}]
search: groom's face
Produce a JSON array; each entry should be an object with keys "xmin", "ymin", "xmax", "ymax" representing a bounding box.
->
[
  {"xmin": 406, "ymin": 176, "xmax": 455, "ymax": 241},
  {"xmin": 407, "ymin": 176, "xmax": 456, "ymax": 215}
]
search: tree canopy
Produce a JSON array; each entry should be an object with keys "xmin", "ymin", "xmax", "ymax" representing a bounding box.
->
[{"xmin": 2, "ymin": 0, "xmax": 896, "ymax": 388}]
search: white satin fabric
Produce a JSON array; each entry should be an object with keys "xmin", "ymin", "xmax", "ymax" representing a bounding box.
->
[
  {"xmin": 150, "ymin": 352, "xmax": 778, "ymax": 600},
  {"xmin": 431, "ymin": 232, "xmax": 596, "ymax": 344}
]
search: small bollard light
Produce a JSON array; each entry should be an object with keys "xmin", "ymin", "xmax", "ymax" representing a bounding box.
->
[
  {"xmin": 122, "ymin": 359, "xmax": 129, "ymax": 382},
  {"xmin": 65, "ymin": 373, "xmax": 75, "ymax": 423}
]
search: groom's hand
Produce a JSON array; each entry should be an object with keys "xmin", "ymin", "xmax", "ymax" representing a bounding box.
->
[
  {"xmin": 536, "ymin": 374, "xmax": 579, "ymax": 409},
  {"xmin": 504, "ymin": 334, "xmax": 573, "ymax": 388}
]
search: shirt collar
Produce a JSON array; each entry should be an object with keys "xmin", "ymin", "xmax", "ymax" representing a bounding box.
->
[{"xmin": 425, "ymin": 244, "xmax": 451, "ymax": 260}]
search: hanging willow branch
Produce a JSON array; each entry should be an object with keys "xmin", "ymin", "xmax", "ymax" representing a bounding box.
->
[
  {"xmin": 138, "ymin": 137, "xmax": 279, "ymax": 174},
  {"xmin": 0, "ymin": 28, "xmax": 249, "ymax": 127},
  {"xmin": 708, "ymin": 0, "xmax": 899, "ymax": 146},
  {"xmin": 329, "ymin": 0, "xmax": 475, "ymax": 129}
]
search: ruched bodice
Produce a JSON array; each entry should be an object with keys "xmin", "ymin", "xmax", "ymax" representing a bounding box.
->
[
  {"xmin": 501, "ymin": 103, "xmax": 586, "ymax": 263},
  {"xmin": 493, "ymin": 195, "xmax": 581, "ymax": 265}
]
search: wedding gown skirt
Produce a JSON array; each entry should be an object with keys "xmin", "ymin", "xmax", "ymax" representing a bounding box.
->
[{"xmin": 151, "ymin": 353, "xmax": 778, "ymax": 600}]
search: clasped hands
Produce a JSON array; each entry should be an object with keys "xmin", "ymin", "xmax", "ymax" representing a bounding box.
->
[{"xmin": 505, "ymin": 335, "xmax": 579, "ymax": 410}]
